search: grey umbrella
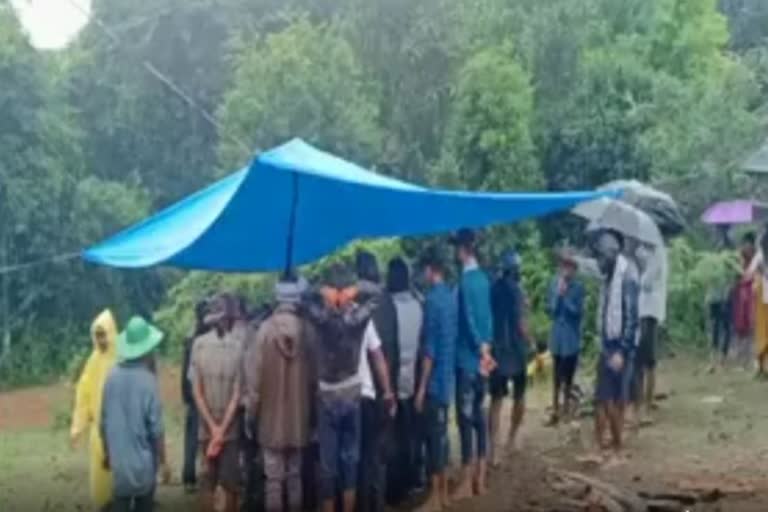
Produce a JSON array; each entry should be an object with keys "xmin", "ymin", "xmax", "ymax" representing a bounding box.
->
[
  {"xmin": 598, "ymin": 180, "xmax": 684, "ymax": 237},
  {"xmin": 572, "ymin": 197, "xmax": 663, "ymax": 247}
]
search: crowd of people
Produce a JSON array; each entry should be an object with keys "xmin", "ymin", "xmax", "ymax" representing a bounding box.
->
[
  {"xmin": 70, "ymin": 226, "xmax": 672, "ymax": 512},
  {"xmin": 707, "ymin": 227, "xmax": 768, "ymax": 377}
]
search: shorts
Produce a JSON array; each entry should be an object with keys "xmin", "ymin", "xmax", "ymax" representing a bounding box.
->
[
  {"xmin": 595, "ymin": 350, "xmax": 633, "ymax": 404},
  {"xmin": 200, "ymin": 440, "xmax": 242, "ymax": 492},
  {"xmin": 553, "ymin": 354, "xmax": 579, "ymax": 387},
  {"xmin": 637, "ymin": 317, "xmax": 658, "ymax": 369},
  {"xmin": 423, "ymin": 398, "xmax": 449, "ymax": 476},
  {"xmin": 317, "ymin": 394, "xmax": 361, "ymax": 499},
  {"xmin": 489, "ymin": 371, "xmax": 526, "ymax": 401}
]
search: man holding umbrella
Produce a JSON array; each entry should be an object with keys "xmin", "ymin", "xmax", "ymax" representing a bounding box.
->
[
  {"xmin": 593, "ymin": 230, "xmax": 640, "ymax": 457},
  {"xmin": 634, "ymin": 240, "xmax": 668, "ymax": 423}
]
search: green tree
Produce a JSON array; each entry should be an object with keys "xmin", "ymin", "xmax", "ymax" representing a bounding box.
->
[
  {"xmin": 217, "ymin": 18, "xmax": 382, "ymax": 170},
  {"xmin": 67, "ymin": 0, "xmax": 248, "ymax": 207},
  {"xmin": 438, "ymin": 45, "xmax": 538, "ymax": 191}
]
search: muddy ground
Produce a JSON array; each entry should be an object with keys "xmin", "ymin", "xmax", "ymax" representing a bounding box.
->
[{"xmin": 2, "ymin": 357, "xmax": 768, "ymax": 511}]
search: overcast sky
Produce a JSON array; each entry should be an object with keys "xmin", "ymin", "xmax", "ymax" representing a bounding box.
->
[{"xmin": 10, "ymin": 0, "xmax": 91, "ymax": 49}]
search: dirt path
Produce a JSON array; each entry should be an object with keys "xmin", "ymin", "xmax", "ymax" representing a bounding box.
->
[{"xmin": 2, "ymin": 358, "xmax": 768, "ymax": 511}]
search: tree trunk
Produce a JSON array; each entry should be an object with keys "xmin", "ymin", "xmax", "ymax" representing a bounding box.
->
[{"xmin": 0, "ymin": 207, "xmax": 10, "ymax": 365}]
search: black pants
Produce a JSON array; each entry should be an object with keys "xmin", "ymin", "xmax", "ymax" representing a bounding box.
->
[
  {"xmin": 711, "ymin": 301, "xmax": 732, "ymax": 357},
  {"xmin": 387, "ymin": 399, "xmax": 423, "ymax": 505},
  {"xmin": 112, "ymin": 494, "xmax": 153, "ymax": 512},
  {"xmin": 302, "ymin": 442, "xmax": 320, "ymax": 511},
  {"xmin": 357, "ymin": 398, "xmax": 387, "ymax": 512},
  {"xmin": 183, "ymin": 405, "xmax": 199, "ymax": 486},
  {"xmin": 242, "ymin": 431, "xmax": 265, "ymax": 512}
]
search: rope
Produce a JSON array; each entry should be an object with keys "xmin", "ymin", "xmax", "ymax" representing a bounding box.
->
[{"xmin": 64, "ymin": 0, "xmax": 252, "ymax": 155}]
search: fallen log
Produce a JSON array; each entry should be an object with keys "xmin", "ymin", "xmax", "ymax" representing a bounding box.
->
[{"xmin": 557, "ymin": 471, "xmax": 647, "ymax": 512}]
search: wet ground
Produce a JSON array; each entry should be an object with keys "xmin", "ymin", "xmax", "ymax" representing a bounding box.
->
[{"xmin": 2, "ymin": 358, "xmax": 768, "ymax": 511}]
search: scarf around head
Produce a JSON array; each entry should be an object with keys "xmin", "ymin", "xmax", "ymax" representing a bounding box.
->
[{"xmin": 598, "ymin": 254, "xmax": 628, "ymax": 342}]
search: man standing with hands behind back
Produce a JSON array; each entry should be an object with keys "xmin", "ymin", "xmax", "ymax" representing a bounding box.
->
[
  {"xmin": 450, "ymin": 229, "xmax": 495, "ymax": 500},
  {"xmin": 190, "ymin": 294, "xmax": 244, "ymax": 512}
]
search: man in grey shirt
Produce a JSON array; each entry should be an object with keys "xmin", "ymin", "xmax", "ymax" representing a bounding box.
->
[{"xmin": 101, "ymin": 316, "xmax": 170, "ymax": 512}]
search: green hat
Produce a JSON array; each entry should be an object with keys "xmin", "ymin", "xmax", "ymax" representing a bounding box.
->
[{"xmin": 117, "ymin": 316, "xmax": 164, "ymax": 361}]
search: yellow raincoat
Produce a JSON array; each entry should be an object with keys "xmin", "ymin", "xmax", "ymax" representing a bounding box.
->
[{"xmin": 70, "ymin": 310, "xmax": 118, "ymax": 508}]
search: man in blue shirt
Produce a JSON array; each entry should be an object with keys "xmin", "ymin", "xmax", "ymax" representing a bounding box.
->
[
  {"xmin": 450, "ymin": 229, "xmax": 493, "ymax": 500},
  {"xmin": 546, "ymin": 248, "xmax": 585, "ymax": 425},
  {"xmin": 414, "ymin": 247, "xmax": 457, "ymax": 512},
  {"xmin": 101, "ymin": 317, "xmax": 170, "ymax": 512}
]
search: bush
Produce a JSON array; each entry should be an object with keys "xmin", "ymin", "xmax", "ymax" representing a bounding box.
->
[{"xmin": 0, "ymin": 323, "xmax": 87, "ymax": 389}]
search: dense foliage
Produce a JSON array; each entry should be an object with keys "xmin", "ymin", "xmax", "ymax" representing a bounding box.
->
[{"xmin": 1, "ymin": 0, "xmax": 767, "ymax": 386}]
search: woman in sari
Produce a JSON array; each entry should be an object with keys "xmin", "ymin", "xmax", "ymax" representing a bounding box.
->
[
  {"xmin": 733, "ymin": 233, "xmax": 756, "ymax": 371},
  {"xmin": 750, "ymin": 228, "xmax": 768, "ymax": 378},
  {"xmin": 70, "ymin": 310, "xmax": 118, "ymax": 510}
]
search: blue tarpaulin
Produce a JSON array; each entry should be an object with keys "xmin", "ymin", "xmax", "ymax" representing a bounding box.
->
[{"xmin": 83, "ymin": 139, "xmax": 614, "ymax": 272}]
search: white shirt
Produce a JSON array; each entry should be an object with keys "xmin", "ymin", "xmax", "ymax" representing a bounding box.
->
[
  {"xmin": 359, "ymin": 321, "xmax": 383, "ymax": 399},
  {"xmin": 638, "ymin": 244, "xmax": 668, "ymax": 324}
]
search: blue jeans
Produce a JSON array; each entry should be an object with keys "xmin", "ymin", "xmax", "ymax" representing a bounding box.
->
[
  {"xmin": 424, "ymin": 398, "xmax": 449, "ymax": 476},
  {"xmin": 455, "ymin": 370, "xmax": 487, "ymax": 465},
  {"xmin": 318, "ymin": 394, "xmax": 361, "ymax": 500}
]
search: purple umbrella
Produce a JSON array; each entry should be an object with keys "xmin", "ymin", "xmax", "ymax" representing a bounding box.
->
[{"xmin": 701, "ymin": 200, "xmax": 768, "ymax": 225}]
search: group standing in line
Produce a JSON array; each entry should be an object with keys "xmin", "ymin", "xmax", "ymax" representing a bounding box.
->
[{"xmin": 71, "ymin": 225, "xmax": 673, "ymax": 512}]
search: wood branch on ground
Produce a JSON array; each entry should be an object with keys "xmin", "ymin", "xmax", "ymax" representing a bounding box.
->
[{"xmin": 556, "ymin": 470, "xmax": 648, "ymax": 511}]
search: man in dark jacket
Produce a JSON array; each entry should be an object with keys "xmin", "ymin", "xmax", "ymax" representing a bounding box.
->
[
  {"xmin": 181, "ymin": 299, "xmax": 210, "ymax": 493},
  {"xmin": 354, "ymin": 250, "xmax": 398, "ymax": 512},
  {"xmin": 488, "ymin": 249, "xmax": 533, "ymax": 467},
  {"xmin": 304, "ymin": 263, "xmax": 396, "ymax": 512}
]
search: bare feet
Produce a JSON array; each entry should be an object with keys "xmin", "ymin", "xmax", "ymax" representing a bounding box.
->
[
  {"xmin": 473, "ymin": 460, "xmax": 488, "ymax": 497},
  {"xmin": 449, "ymin": 477, "xmax": 473, "ymax": 502},
  {"xmin": 602, "ymin": 451, "xmax": 628, "ymax": 469},
  {"xmin": 473, "ymin": 479, "xmax": 488, "ymax": 497}
]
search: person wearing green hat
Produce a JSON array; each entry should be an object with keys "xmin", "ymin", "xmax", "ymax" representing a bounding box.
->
[{"xmin": 100, "ymin": 316, "xmax": 170, "ymax": 512}]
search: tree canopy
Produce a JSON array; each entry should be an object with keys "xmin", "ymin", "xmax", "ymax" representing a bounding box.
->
[{"xmin": 1, "ymin": 0, "xmax": 767, "ymax": 384}]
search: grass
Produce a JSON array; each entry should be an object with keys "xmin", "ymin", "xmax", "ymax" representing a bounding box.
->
[{"xmin": 4, "ymin": 356, "xmax": 768, "ymax": 511}]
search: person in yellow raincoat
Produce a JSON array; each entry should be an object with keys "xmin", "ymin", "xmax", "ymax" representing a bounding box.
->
[{"xmin": 70, "ymin": 310, "xmax": 118, "ymax": 510}]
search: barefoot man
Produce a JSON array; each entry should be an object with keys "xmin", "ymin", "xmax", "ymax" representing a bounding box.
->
[
  {"xmin": 450, "ymin": 229, "xmax": 494, "ymax": 499},
  {"xmin": 489, "ymin": 249, "xmax": 533, "ymax": 466},
  {"xmin": 594, "ymin": 231, "xmax": 639, "ymax": 458},
  {"xmin": 414, "ymin": 247, "xmax": 457, "ymax": 512}
]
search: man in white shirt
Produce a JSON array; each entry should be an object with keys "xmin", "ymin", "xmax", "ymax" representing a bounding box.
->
[
  {"xmin": 634, "ymin": 242, "xmax": 668, "ymax": 422},
  {"xmin": 358, "ymin": 320, "xmax": 394, "ymax": 512}
]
